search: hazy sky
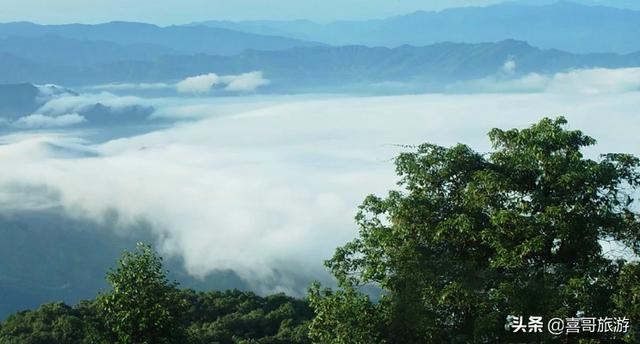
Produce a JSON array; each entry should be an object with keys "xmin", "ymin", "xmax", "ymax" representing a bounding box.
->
[
  {"xmin": 1, "ymin": 0, "xmax": 637, "ymax": 25},
  {"xmin": 0, "ymin": 0, "xmax": 637, "ymax": 25},
  {"xmin": 0, "ymin": 0, "xmax": 512, "ymax": 24}
]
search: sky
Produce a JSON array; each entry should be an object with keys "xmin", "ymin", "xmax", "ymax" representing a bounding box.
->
[
  {"xmin": 0, "ymin": 0, "xmax": 637, "ymax": 25},
  {"xmin": 0, "ymin": 0, "xmax": 529, "ymax": 24}
]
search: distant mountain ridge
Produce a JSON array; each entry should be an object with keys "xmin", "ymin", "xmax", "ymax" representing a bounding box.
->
[
  {"xmin": 0, "ymin": 21, "xmax": 323, "ymax": 56},
  {"xmin": 194, "ymin": 1, "xmax": 640, "ymax": 54},
  {"xmin": 1, "ymin": 40, "xmax": 639, "ymax": 92},
  {"xmin": 0, "ymin": 35, "xmax": 176, "ymax": 68}
]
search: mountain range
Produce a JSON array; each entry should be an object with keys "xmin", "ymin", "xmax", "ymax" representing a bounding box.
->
[
  {"xmin": 1, "ymin": 40, "xmax": 639, "ymax": 92},
  {"xmin": 0, "ymin": 21, "xmax": 322, "ymax": 56},
  {"xmin": 194, "ymin": 1, "xmax": 640, "ymax": 54},
  {"xmin": 0, "ymin": 2, "xmax": 637, "ymax": 90}
]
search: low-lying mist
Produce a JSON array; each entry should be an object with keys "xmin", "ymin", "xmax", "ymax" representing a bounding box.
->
[{"xmin": 1, "ymin": 68, "xmax": 639, "ymax": 294}]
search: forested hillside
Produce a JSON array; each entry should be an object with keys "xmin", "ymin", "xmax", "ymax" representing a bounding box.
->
[{"xmin": 0, "ymin": 290, "xmax": 312, "ymax": 344}]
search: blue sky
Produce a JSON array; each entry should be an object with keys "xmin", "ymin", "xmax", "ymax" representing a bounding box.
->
[
  {"xmin": 0, "ymin": 0, "xmax": 513, "ymax": 24},
  {"xmin": 0, "ymin": 0, "xmax": 636, "ymax": 25}
]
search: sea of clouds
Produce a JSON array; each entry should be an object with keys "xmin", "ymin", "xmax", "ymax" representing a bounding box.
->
[{"xmin": 0, "ymin": 67, "xmax": 639, "ymax": 293}]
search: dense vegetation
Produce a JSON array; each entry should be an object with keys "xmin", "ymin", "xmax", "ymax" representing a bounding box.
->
[
  {"xmin": 0, "ymin": 290, "xmax": 312, "ymax": 344},
  {"xmin": 309, "ymin": 117, "xmax": 640, "ymax": 343},
  {"xmin": 0, "ymin": 245, "xmax": 312, "ymax": 344},
  {"xmin": 1, "ymin": 118, "xmax": 638, "ymax": 343}
]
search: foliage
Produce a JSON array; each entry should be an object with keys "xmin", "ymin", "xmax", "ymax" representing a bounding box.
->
[
  {"xmin": 0, "ymin": 244, "xmax": 312, "ymax": 344},
  {"xmin": 308, "ymin": 283, "xmax": 387, "ymax": 344},
  {"xmin": 616, "ymin": 262, "xmax": 640, "ymax": 342},
  {"xmin": 181, "ymin": 289, "xmax": 312, "ymax": 344},
  {"xmin": 309, "ymin": 117, "xmax": 640, "ymax": 343},
  {"xmin": 0, "ymin": 301, "xmax": 108, "ymax": 344},
  {"xmin": 99, "ymin": 243, "xmax": 186, "ymax": 344}
]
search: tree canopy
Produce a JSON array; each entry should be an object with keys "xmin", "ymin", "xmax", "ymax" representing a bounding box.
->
[
  {"xmin": 99, "ymin": 243, "xmax": 186, "ymax": 344},
  {"xmin": 309, "ymin": 117, "xmax": 640, "ymax": 343}
]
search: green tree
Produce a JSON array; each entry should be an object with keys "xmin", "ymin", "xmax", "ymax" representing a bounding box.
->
[
  {"xmin": 99, "ymin": 243, "xmax": 186, "ymax": 344},
  {"xmin": 0, "ymin": 301, "xmax": 108, "ymax": 344},
  {"xmin": 309, "ymin": 117, "xmax": 640, "ymax": 343},
  {"xmin": 308, "ymin": 283, "xmax": 387, "ymax": 344},
  {"xmin": 0, "ymin": 303, "xmax": 80, "ymax": 344},
  {"xmin": 616, "ymin": 262, "xmax": 640, "ymax": 342}
]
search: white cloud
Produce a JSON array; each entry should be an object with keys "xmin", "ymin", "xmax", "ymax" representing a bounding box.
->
[
  {"xmin": 222, "ymin": 71, "xmax": 271, "ymax": 92},
  {"xmin": 176, "ymin": 71, "xmax": 271, "ymax": 94},
  {"xmin": 546, "ymin": 68, "xmax": 640, "ymax": 94},
  {"xmin": 502, "ymin": 57, "xmax": 517, "ymax": 75},
  {"xmin": 176, "ymin": 73, "xmax": 220, "ymax": 94},
  {"xmin": 35, "ymin": 92, "xmax": 150, "ymax": 116},
  {"xmin": 88, "ymin": 82, "xmax": 172, "ymax": 91},
  {"xmin": 1, "ymin": 70, "xmax": 640, "ymax": 293},
  {"xmin": 3, "ymin": 92, "xmax": 640, "ymax": 291},
  {"xmin": 14, "ymin": 113, "xmax": 87, "ymax": 128},
  {"xmin": 29, "ymin": 90, "xmax": 285, "ymax": 123},
  {"xmin": 451, "ymin": 73, "xmax": 547, "ymax": 93},
  {"xmin": 452, "ymin": 67, "xmax": 640, "ymax": 94},
  {"xmin": 34, "ymin": 84, "xmax": 77, "ymax": 105}
]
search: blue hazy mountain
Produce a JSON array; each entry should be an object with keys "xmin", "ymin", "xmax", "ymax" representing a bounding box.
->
[
  {"xmin": 194, "ymin": 1, "xmax": 640, "ymax": 54},
  {"xmin": 0, "ymin": 21, "xmax": 323, "ymax": 56},
  {"xmin": 0, "ymin": 35, "xmax": 176, "ymax": 68},
  {"xmin": 0, "ymin": 83, "xmax": 77, "ymax": 120},
  {"xmin": 0, "ymin": 83, "xmax": 41, "ymax": 119},
  {"xmin": 0, "ymin": 210, "xmax": 248, "ymax": 319},
  {"xmin": 1, "ymin": 40, "xmax": 639, "ymax": 92}
]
